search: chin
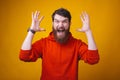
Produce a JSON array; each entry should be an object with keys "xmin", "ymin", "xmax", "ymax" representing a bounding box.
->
[{"xmin": 54, "ymin": 32, "xmax": 69, "ymax": 43}]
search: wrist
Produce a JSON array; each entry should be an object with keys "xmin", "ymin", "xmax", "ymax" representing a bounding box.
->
[
  {"xmin": 27, "ymin": 28, "xmax": 36, "ymax": 34},
  {"xmin": 85, "ymin": 29, "xmax": 92, "ymax": 34}
]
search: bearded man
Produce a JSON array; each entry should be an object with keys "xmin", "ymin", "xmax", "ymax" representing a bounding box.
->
[{"xmin": 19, "ymin": 8, "xmax": 99, "ymax": 80}]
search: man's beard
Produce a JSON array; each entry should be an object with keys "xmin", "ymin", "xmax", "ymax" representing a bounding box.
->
[{"xmin": 53, "ymin": 26, "xmax": 70, "ymax": 44}]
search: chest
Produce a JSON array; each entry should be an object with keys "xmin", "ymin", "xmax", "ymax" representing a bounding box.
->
[{"xmin": 42, "ymin": 41, "xmax": 78, "ymax": 64}]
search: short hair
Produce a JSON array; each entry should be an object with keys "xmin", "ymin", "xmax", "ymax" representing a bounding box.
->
[{"xmin": 52, "ymin": 8, "xmax": 71, "ymax": 22}]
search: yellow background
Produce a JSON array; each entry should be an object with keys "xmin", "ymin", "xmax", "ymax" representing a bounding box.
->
[{"xmin": 0, "ymin": 0, "xmax": 120, "ymax": 80}]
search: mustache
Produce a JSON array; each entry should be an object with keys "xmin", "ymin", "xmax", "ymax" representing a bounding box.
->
[
  {"xmin": 56, "ymin": 27, "xmax": 66, "ymax": 32},
  {"xmin": 57, "ymin": 29, "xmax": 65, "ymax": 32},
  {"xmin": 52, "ymin": 25, "xmax": 70, "ymax": 33}
]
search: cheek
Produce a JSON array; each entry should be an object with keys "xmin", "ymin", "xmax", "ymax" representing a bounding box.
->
[
  {"xmin": 52, "ymin": 23, "xmax": 57, "ymax": 30},
  {"xmin": 64, "ymin": 24, "xmax": 70, "ymax": 30}
]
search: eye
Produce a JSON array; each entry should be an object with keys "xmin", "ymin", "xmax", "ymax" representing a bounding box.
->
[
  {"xmin": 54, "ymin": 20, "xmax": 59, "ymax": 23},
  {"xmin": 63, "ymin": 20, "xmax": 68, "ymax": 23}
]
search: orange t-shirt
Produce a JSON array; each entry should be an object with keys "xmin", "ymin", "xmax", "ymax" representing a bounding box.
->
[{"xmin": 19, "ymin": 32, "xmax": 99, "ymax": 80}]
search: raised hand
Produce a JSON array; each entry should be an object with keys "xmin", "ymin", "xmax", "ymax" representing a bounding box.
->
[
  {"xmin": 30, "ymin": 11, "xmax": 45, "ymax": 32},
  {"xmin": 77, "ymin": 11, "xmax": 90, "ymax": 32}
]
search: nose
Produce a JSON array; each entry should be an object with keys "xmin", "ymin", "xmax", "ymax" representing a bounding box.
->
[
  {"xmin": 58, "ymin": 22, "xmax": 64, "ymax": 27},
  {"xmin": 57, "ymin": 22, "xmax": 64, "ymax": 30}
]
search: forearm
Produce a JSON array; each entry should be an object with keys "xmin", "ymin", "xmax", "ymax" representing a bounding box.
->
[
  {"xmin": 21, "ymin": 31, "xmax": 34, "ymax": 50},
  {"xmin": 85, "ymin": 30, "xmax": 97, "ymax": 50}
]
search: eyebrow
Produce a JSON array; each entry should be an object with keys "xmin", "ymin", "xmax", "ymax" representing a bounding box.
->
[{"xmin": 54, "ymin": 18, "xmax": 68, "ymax": 21}]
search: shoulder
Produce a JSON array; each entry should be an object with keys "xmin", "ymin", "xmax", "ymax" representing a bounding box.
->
[
  {"xmin": 70, "ymin": 36, "xmax": 87, "ymax": 47},
  {"xmin": 34, "ymin": 37, "xmax": 48, "ymax": 44},
  {"xmin": 70, "ymin": 36, "xmax": 82, "ymax": 43}
]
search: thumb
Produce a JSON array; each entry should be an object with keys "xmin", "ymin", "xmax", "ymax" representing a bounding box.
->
[
  {"xmin": 39, "ymin": 28, "xmax": 46, "ymax": 31},
  {"xmin": 76, "ymin": 28, "xmax": 84, "ymax": 32}
]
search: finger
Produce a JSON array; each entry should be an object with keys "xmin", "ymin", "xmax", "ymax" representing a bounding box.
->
[
  {"xmin": 35, "ymin": 11, "xmax": 38, "ymax": 18},
  {"xmin": 76, "ymin": 28, "xmax": 83, "ymax": 32},
  {"xmin": 39, "ymin": 28, "xmax": 46, "ymax": 31},
  {"xmin": 82, "ymin": 11, "xmax": 90, "ymax": 22},
  {"xmin": 81, "ymin": 12, "xmax": 86, "ymax": 21},
  {"xmin": 82, "ymin": 12, "xmax": 87, "ymax": 22},
  {"xmin": 84, "ymin": 11, "xmax": 89, "ymax": 17},
  {"xmin": 32, "ymin": 12, "xmax": 34, "ymax": 19},
  {"xmin": 84, "ymin": 11, "xmax": 89, "ymax": 20},
  {"xmin": 39, "ymin": 16, "xmax": 44, "ymax": 22},
  {"xmin": 83, "ymin": 11, "xmax": 87, "ymax": 17},
  {"xmin": 36, "ymin": 11, "xmax": 40, "ymax": 17},
  {"xmin": 80, "ymin": 15, "xmax": 84, "ymax": 22}
]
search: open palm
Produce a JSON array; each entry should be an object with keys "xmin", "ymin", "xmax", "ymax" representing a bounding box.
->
[
  {"xmin": 31, "ymin": 11, "xmax": 45, "ymax": 32},
  {"xmin": 77, "ymin": 12, "xmax": 90, "ymax": 32}
]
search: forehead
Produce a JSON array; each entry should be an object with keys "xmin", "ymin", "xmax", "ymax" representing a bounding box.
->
[{"xmin": 54, "ymin": 14, "xmax": 68, "ymax": 21}]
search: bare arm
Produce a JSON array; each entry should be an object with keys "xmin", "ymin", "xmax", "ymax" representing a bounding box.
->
[
  {"xmin": 77, "ymin": 12, "xmax": 97, "ymax": 50},
  {"xmin": 21, "ymin": 11, "xmax": 45, "ymax": 50}
]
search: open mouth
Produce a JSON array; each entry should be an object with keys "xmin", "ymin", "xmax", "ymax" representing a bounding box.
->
[{"xmin": 57, "ymin": 29, "xmax": 65, "ymax": 32}]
